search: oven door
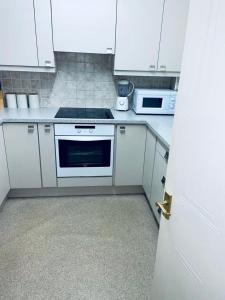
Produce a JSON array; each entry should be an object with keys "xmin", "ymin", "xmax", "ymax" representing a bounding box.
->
[{"xmin": 55, "ymin": 136, "xmax": 114, "ymax": 177}]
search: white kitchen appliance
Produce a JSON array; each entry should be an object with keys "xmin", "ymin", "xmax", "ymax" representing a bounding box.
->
[
  {"xmin": 55, "ymin": 124, "xmax": 114, "ymax": 177},
  {"xmin": 116, "ymin": 80, "xmax": 134, "ymax": 111},
  {"xmin": 133, "ymin": 89, "xmax": 177, "ymax": 115}
]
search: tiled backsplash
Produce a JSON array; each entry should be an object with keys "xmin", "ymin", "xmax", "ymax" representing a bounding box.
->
[{"xmin": 0, "ymin": 52, "xmax": 174, "ymax": 108}]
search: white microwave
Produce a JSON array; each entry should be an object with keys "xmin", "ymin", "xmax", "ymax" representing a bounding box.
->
[{"xmin": 133, "ymin": 89, "xmax": 177, "ymax": 115}]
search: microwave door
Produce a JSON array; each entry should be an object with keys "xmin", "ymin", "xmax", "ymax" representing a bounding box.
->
[{"xmin": 142, "ymin": 97, "xmax": 163, "ymax": 108}]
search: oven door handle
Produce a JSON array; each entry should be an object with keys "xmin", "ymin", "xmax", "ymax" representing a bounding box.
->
[{"xmin": 55, "ymin": 136, "xmax": 114, "ymax": 142}]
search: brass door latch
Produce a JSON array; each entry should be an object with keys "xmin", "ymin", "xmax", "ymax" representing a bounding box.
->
[{"xmin": 156, "ymin": 192, "xmax": 172, "ymax": 220}]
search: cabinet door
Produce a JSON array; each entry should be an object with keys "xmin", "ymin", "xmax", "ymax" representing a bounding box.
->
[
  {"xmin": 51, "ymin": 0, "xmax": 117, "ymax": 54},
  {"xmin": 0, "ymin": 126, "xmax": 10, "ymax": 206},
  {"xmin": 157, "ymin": 0, "xmax": 190, "ymax": 72},
  {"xmin": 143, "ymin": 130, "xmax": 156, "ymax": 200},
  {"xmin": 115, "ymin": 0, "xmax": 164, "ymax": 72},
  {"xmin": 0, "ymin": 0, "xmax": 38, "ymax": 67},
  {"xmin": 3, "ymin": 124, "xmax": 41, "ymax": 189},
  {"xmin": 38, "ymin": 124, "xmax": 57, "ymax": 187},
  {"xmin": 150, "ymin": 145, "xmax": 168, "ymax": 223},
  {"xmin": 115, "ymin": 125, "xmax": 146, "ymax": 186},
  {"xmin": 33, "ymin": 0, "xmax": 55, "ymax": 68}
]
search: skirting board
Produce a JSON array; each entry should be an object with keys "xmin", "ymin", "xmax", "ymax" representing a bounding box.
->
[{"xmin": 8, "ymin": 185, "xmax": 144, "ymax": 198}]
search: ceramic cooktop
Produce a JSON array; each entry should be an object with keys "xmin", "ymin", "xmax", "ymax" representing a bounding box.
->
[{"xmin": 55, "ymin": 107, "xmax": 114, "ymax": 119}]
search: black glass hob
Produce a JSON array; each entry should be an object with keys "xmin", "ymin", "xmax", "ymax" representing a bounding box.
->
[{"xmin": 55, "ymin": 107, "xmax": 114, "ymax": 119}]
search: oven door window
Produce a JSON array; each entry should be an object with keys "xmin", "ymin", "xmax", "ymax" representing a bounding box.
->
[{"xmin": 58, "ymin": 139, "xmax": 111, "ymax": 168}]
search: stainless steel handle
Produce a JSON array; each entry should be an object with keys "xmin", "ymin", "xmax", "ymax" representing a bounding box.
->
[
  {"xmin": 119, "ymin": 126, "xmax": 126, "ymax": 134},
  {"xmin": 164, "ymin": 151, "xmax": 169, "ymax": 162},
  {"xmin": 160, "ymin": 65, "xmax": 166, "ymax": 71},
  {"xmin": 161, "ymin": 176, "xmax": 166, "ymax": 186},
  {"xmin": 149, "ymin": 65, "xmax": 156, "ymax": 70},
  {"xmin": 106, "ymin": 48, "xmax": 113, "ymax": 54},
  {"xmin": 28, "ymin": 124, "xmax": 34, "ymax": 133},
  {"xmin": 44, "ymin": 124, "xmax": 51, "ymax": 133},
  {"xmin": 45, "ymin": 60, "xmax": 52, "ymax": 67}
]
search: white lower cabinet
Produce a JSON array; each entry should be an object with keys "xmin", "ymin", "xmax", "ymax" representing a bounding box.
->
[
  {"xmin": 143, "ymin": 130, "xmax": 157, "ymax": 199},
  {"xmin": 3, "ymin": 123, "xmax": 42, "ymax": 189},
  {"xmin": 38, "ymin": 124, "xmax": 57, "ymax": 187},
  {"xmin": 150, "ymin": 142, "xmax": 168, "ymax": 223},
  {"xmin": 115, "ymin": 125, "xmax": 146, "ymax": 186},
  {"xmin": 0, "ymin": 126, "xmax": 10, "ymax": 206}
]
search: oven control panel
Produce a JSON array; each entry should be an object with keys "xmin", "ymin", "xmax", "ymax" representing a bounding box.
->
[{"xmin": 55, "ymin": 124, "xmax": 115, "ymax": 136}]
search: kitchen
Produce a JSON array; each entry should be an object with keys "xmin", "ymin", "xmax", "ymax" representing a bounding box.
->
[{"xmin": 0, "ymin": 1, "xmax": 224, "ymax": 299}]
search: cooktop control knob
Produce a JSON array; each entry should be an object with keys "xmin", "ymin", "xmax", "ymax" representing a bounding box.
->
[
  {"xmin": 169, "ymin": 103, "xmax": 175, "ymax": 109},
  {"xmin": 89, "ymin": 129, "xmax": 93, "ymax": 133},
  {"xmin": 77, "ymin": 129, "xmax": 81, "ymax": 133}
]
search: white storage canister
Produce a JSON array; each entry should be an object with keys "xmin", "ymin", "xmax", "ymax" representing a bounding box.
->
[
  {"xmin": 28, "ymin": 94, "xmax": 40, "ymax": 108},
  {"xmin": 17, "ymin": 94, "xmax": 28, "ymax": 108},
  {"xmin": 6, "ymin": 94, "xmax": 17, "ymax": 108}
]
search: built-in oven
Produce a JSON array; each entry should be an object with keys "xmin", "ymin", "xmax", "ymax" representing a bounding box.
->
[{"xmin": 55, "ymin": 124, "xmax": 114, "ymax": 177}]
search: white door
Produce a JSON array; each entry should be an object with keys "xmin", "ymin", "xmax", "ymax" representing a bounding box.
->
[
  {"xmin": 115, "ymin": 0, "xmax": 164, "ymax": 72},
  {"xmin": 38, "ymin": 124, "xmax": 57, "ymax": 188},
  {"xmin": 143, "ymin": 130, "xmax": 156, "ymax": 199},
  {"xmin": 0, "ymin": 126, "xmax": 10, "ymax": 205},
  {"xmin": 0, "ymin": 0, "xmax": 38, "ymax": 66},
  {"xmin": 150, "ymin": 145, "xmax": 167, "ymax": 223},
  {"xmin": 152, "ymin": 1, "xmax": 225, "ymax": 299},
  {"xmin": 157, "ymin": 0, "xmax": 190, "ymax": 72},
  {"xmin": 115, "ymin": 125, "xmax": 146, "ymax": 186},
  {"xmin": 51, "ymin": 0, "xmax": 117, "ymax": 54}
]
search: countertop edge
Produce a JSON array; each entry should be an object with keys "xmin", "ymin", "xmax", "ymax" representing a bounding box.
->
[{"xmin": 0, "ymin": 118, "xmax": 170, "ymax": 149}]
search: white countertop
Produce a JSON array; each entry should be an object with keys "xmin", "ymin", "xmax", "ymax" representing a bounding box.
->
[{"xmin": 0, "ymin": 108, "xmax": 174, "ymax": 148}]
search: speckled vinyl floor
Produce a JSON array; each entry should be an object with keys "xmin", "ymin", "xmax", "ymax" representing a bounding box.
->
[{"xmin": 0, "ymin": 195, "xmax": 158, "ymax": 300}]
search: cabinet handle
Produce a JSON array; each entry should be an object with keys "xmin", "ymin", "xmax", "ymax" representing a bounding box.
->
[
  {"xmin": 149, "ymin": 65, "xmax": 156, "ymax": 70},
  {"xmin": 106, "ymin": 48, "xmax": 113, "ymax": 54},
  {"xmin": 161, "ymin": 176, "xmax": 166, "ymax": 186},
  {"xmin": 44, "ymin": 124, "xmax": 51, "ymax": 133},
  {"xmin": 164, "ymin": 151, "xmax": 169, "ymax": 162},
  {"xmin": 160, "ymin": 65, "xmax": 166, "ymax": 71},
  {"xmin": 45, "ymin": 60, "xmax": 52, "ymax": 67},
  {"xmin": 119, "ymin": 126, "xmax": 126, "ymax": 134},
  {"xmin": 28, "ymin": 124, "xmax": 34, "ymax": 134}
]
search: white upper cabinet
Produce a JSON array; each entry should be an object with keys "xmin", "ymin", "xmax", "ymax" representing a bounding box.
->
[
  {"xmin": 51, "ymin": 0, "xmax": 117, "ymax": 54},
  {"xmin": 157, "ymin": 0, "xmax": 190, "ymax": 72},
  {"xmin": 33, "ymin": 0, "xmax": 55, "ymax": 68},
  {"xmin": 0, "ymin": 0, "xmax": 38, "ymax": 67},
  {"xmin": 0, "ymin": 0, "xmax": 54, "ymax": 71},
  {"xmin": 114, "ymin": 0, "xmax": 189, "ymax": 75},
  {"xmin": 115, "ymin": 0, "xmax": 164, "ymax": 72}
]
